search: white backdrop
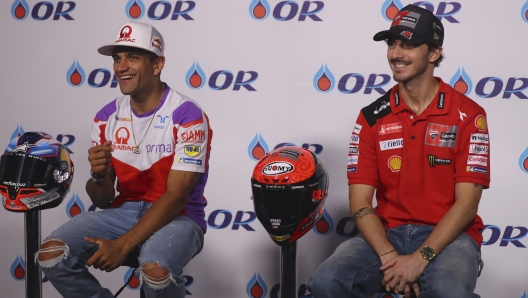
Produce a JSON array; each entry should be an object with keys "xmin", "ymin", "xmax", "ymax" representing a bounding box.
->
[{"xmin": 1, "ymin": 0, "xmax": 528, "ymax": 297}]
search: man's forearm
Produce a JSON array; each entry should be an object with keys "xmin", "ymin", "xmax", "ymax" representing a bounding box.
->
[
  {"xmin": 85, "ymin": 177, "xmax": 115, "ymax": 208},
  {"xmin": 350, "ymin": 184, "xmax": 396, "ymax": 263}
]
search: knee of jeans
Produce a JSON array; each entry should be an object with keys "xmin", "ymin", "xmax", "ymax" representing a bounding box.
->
[
  {"xmin": 139, "ymin": 262, "xmax": 177, "ymax": 290},
  {"xmin": 35, "ymin": 239, "xmax": 69, "ymax": 268}
]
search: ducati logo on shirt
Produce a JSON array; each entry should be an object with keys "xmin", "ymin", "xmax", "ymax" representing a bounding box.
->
[{"xmin": 425, "ymin": 123, "xmax": 458, "ymax": 148}]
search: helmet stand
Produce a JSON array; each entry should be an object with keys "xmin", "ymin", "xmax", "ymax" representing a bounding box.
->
[
  {"xmin": 280, "ymin": 241, "xmax": 298, "ymax": 298},
  {"xmin": 24, "ymin": 210, "xmax": 42, "ymax": 298}
]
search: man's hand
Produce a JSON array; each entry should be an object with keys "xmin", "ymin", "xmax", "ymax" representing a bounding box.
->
[
  {"xmin": 380, "ymin": 253, "xmax": 428, "ymax": 294},
  {"xmin": 88, "ymin": 140, "xmax": 113, "ymax": 177},
  {"xmin": 85, "ymin": 236, "xmax": 130, "ymax": 272}
]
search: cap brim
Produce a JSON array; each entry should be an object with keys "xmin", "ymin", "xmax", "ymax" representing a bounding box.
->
[
  {"xmin": 97, "ymin": 44, "xmax": 162, "ymax": 56},
  {"xmin": 373, "ymin": 29, "xmax": 427, "ymax": 45}
]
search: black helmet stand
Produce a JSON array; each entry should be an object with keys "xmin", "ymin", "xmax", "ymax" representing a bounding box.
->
[
  {"xmin": 280, "ymin": 241, "xmax": 298, "ymax": 298},
  {"xmin": 25, "ymin": 210, "xmax": 42, "ymax": 298}
]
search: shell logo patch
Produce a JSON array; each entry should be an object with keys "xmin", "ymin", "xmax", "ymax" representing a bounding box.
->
[
  {"xmin": 388, "ymin": 155, "xmax": 402, "ymax": 172},
  {"xmin": 475, "ymin": 115, "xmax": 487, "ymax": 131}
]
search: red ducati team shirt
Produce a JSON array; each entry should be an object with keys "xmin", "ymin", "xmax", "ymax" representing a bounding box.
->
[{"xmin": 347, "ymin": 78, "xmax": 490, "ymax": 246}]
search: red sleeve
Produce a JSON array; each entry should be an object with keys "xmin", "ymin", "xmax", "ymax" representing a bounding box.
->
[
  {"xmin": 454, "ymin": 109, "xmax": 490, "ymax": 188},
  {"xmin": 347, "ymin": 111, "xmax": 378, "ymax": 187}
]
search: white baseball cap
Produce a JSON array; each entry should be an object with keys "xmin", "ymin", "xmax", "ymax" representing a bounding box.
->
[{"xmin": 98, "ymin": 21, "xmax": 164, "ymax": 57}]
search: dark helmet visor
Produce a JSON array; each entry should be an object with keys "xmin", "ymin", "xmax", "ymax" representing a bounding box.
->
[{"xmin": 0, "ymin": 154, "xmax": 50, "ymax": 187}]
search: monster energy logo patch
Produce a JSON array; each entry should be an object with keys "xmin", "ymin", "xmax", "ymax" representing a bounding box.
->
[{"xmin": 428, "ymin": 155, "xmax": 451, "ymax": 167}]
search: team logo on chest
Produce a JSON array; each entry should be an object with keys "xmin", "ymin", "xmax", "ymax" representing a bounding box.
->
[{"xmin": 424, "ymin": 123, "xmax": 458, "ymax": 148}]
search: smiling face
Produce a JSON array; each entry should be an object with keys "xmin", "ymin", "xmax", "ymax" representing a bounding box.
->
[
  {"xmin": 112, "ymin": 47, "xmax": 163, "ymax": 98},
  {"xmin": 386, "ymin": 38, "xmax": 440, "ymax": 84}
]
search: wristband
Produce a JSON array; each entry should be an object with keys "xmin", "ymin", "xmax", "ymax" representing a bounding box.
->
[
  {"xmin": 90, "ymin": 170, "xmax": 106, "ymax": 183},
  {"xmin": 378, "ymin": 249, "xmax": 396, "ymax": 257}
]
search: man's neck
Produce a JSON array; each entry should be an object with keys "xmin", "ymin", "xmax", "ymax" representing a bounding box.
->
[
  {"xmin": 130, "ymin": 82, "xmax": 164, "ymax": 115},
  {"xmin": 398, "ymin": 74, "xmax": 439, "ymax": 115}
]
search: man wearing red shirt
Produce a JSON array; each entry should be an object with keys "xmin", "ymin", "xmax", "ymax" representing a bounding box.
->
[{"xmin": 308, "ymin": 5, "xmax": 489, "ymax": 298}]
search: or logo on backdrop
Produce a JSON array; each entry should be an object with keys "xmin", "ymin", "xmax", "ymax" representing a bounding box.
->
[
  {"xmin": 9, "ymin": 126, "xmax": 76, "ymax": 154},
  {"xmin": 314, "ymin": 64, "xmax": 392, "ymax": 95},
  {"xmin": 66, "ymin": 60, "xmax": 120, "ymax": 88},
  {"xmin": 312, "ymin": 208, "xmax": 334, "ymax": 235},
  {"xmin": 247, "ymin": 273, "xmax": 268, "ymax": 298},
  {"xmin": 522, "ymin": 1, "xmax": 528, "ymax": 23},
  {"xmin": 11, "ymin": 0, "xmax": 76, "ymax": 21},
  {"xmin": 448, "ymin": 68, "xmax": 528, "ymax": 99},
  {"xmin": 449, "ymin": 67, "xmax": 472, "ymax": 96},
  {"xmin": 381, "ymin": 1, "xmax": 462, "ymax": 23},
  {"xmin": 519, "ymin": 147, "xmax": 528, "ymax": 174},
  {"xmin": 248, "ymin": 134, "xmax": 324, "ymax": 161},
  {"xmin": 11, "ymin": 256, "xmax": 26, "ymax": 281},
  {"xmin": 482, "ymin": 225, "xmax": 528, "ymax": 248},
  {"xmin": 249, "ymin": 0, "xmax": 324, "ymax": 21},
  {"xmin": 125, "ymin": 0, "xmax": 195, "ymax": 20},
  {"xmin": 65, "ymin": 193, "xmax": 85, "ymax": 218},
  {"xmin": 185, "ymin": 62, "xmax": 259, "ymax": 91},
  {"xmin": 207, "ymin": 210, "xmax": 257, "ymax": 231}
]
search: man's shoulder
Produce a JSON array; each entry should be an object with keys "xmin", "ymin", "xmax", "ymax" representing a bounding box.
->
[
  {"xmin": 361, "ymin": 91, "xmax": 392, "ymax": 127},
  {"xmin": 94, "ymin": 98, "xmax": 122, "ymax": 122},
  {"xmin": 446, "ymin": 85, "xmax": 487, "ymax": 115}
]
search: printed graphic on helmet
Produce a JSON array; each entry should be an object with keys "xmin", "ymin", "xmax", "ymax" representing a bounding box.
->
[{"xmin": 262, "ymin": 162, "xmax": 294, "ymax": 175}]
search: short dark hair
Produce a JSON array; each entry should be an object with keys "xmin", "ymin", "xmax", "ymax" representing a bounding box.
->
[{"xmin": 426, "ymin": 41, "xmax": 444, "ymax": 67}]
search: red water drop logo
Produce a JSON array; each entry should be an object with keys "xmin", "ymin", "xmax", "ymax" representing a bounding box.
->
[
  {"xmin": 189, "ymin": 70, "xmax": 203, "ymax": 88},
  {"xmin": 250, "ymin": 281, "xmax": 264, "ymax": 298},
  {"xmin": 70, "ymin": 68, "xmax": 83, "ymax": 86},
  {"xmin": 385, "ymin": 1, "xmax": 400, "ymax": 20},
  {"xmin": 252, "ymin": 142, "xmax": 266, "ymax": 160},
  {"xmin": 317, "ymin": 72, "xmax": 332, "ymax": 92},
  {"xmin": 129, "ymin": 1, "xmax": 142, "ymax": 19},
  {"xmin": 13, "ymin": 263, "xmax": 25, "ymax": 279},
  {"xmin": 315, "ymin": 216, "xmax": 329, "ymax": 233},
  {"xmin": 14, "ymin": 3, "xmax": 26, "ymax": 19},
  {"xmin": 253, "ymin": 0, "xmax": 267, "ymax": 19},
  {"xmin": 248, "ymin": 134, "xmax": 269, "ymax": 161},
  {"xmin": 454, "ymin": 76, "xmax": 468, "ymax": 95},
  {"xmin": 69, "ymin": 201, "xmax": 82, "ymax": 217},
  {"xmin": 11, "ymin": 256, "xmax": 26, "ymax": 281},
  {"xmin": 11, "ymin": 0, "xmax": 29, "ymax": 20}
]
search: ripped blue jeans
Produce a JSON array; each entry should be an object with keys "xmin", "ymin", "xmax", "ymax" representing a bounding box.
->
[{"xmin": 37, "ymin": 201, "xmax": 204, "ymax": 298}]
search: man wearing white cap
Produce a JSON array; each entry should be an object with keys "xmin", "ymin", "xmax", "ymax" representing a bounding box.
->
[{"xmin": 36, "ymin": 21, "xmax": 212, "ymax": 298}]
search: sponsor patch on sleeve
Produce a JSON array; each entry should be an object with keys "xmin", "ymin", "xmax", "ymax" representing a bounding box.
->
[
  {"xmin": 347, "ymin": 155, "xmax": 359, "ymax": 165},
  {"xmin": 467, "ymin": 155, "xmax": 488, "ymax": 166},
  {"xmin": 350, "ymin": 134, "xmax": 360, "ymax": 144},
  {"xmin": 467, "ymin": 166, "xmax": 487, "ymax": 174},
  {"xmin": 353, "ymin": 123, "xmax": 362, "ymax": 134},
  {"xmin": 469, "ymin": 144, "xmax": 488, "ymax": 155},
  {"xmin": 470, "ymin": 133, "xmax": 489, "ymax": 144}
]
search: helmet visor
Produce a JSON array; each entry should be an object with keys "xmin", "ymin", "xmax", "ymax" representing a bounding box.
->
[
  {"xmin": 0, "ymin": 154, "xmax": 50, "ymax": 187},
  {"xmin": 253, "ymin": 185, "xmax": 314, "ymax": 227}
]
